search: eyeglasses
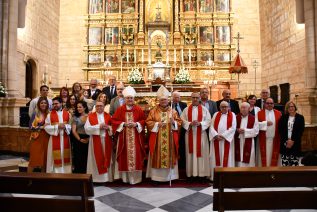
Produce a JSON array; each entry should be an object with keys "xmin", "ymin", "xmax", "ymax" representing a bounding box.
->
[{"xmin": 265, "ymin": 102, "xmax": 274, "ymax": 105}]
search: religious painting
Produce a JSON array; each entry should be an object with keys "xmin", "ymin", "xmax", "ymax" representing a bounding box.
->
[
  {"xmin": 199, "ymin": 26, "xmax": 213, "ymax": 44},
  {"xmin": 217, "ymin": 51, "xmax": 230, "ymax": 61},
  {"xmin": 199, "ymin": 0, "xmax": 213, "ymax": 13},
  {"xmin": 105, "ymin": 0, "xmax": 119, "ymax": 13},
  {"xmin": 122, "ymin": 0, "xmax": 135, "ymax": 13},
  {"xmin": 183, "ymin": 0, "xmax": 196, "ymax": 12},
  {"xmin": 88, "ymin": 28, "xmax": 102, "ymax": 45},
  {"xmin": 216, "ymin": 26, "xmax": 230, "ymax": 44},
  {"xmin": 89, "ymin": 53, "xmax": 101, "ymax": 63},
  {"xmin": 89, "ymin": 0, "xmax": 103, "ymax": 14},
  {"xmin": 121, "ymin": 26, "xmax": 134, "ymax": 45},
  {"xmin": 184, "ymin": 25, "xmax": 197, "ymax": 44},
  {"xmin": 216, "ymin": 0, "xmax": 229, "ymax": 12},
  {"xmin": 105, "ymin": 27, "xmax": 119, "ymax": 45},
  {"xmin": 200, "ymin": 52, "xmax": 214, "ymax": 62}
]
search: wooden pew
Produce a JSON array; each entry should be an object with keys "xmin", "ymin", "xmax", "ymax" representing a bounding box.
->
[
  {"xmin": 213, "ymin": 166, "xmax": 317, "ymax": 211},
  {"xmin": 0, "ymin": 172, "xmax": 95, "ymax": 212}
]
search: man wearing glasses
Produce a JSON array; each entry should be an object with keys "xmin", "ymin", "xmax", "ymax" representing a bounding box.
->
[
  {"xmin": 257, "ymin": 98, "xmax": 282, "ymax": 167},
  {"xmin": 28, "ymin": 85, "xmax": 52, "ymax": 117},
  {"xmin": 102, "ymin": 75, "xmax": 117, "ymax": 104},
  {"xmin": 109, "ymin": 83, "xmax": 125, "ymax": 116},
  {"xmin": 87, "ymin": 78, "xmax": 102, "ymax": 100}
]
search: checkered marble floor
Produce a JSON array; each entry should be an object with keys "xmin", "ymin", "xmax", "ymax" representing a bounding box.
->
[{"xmin": 1, "ymin": 155, "xmax": 317, "ymax": 212}]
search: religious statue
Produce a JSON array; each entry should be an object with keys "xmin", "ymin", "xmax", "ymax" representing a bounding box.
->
[
  {"xmin": 122, "ymin": 27, "xmax": 134, "ymax": 45},
  {"xmin": 155, "ymin": 40, "xmax": 163, "ymax": 59}
]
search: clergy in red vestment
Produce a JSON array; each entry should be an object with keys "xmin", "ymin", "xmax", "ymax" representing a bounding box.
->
[
  {"xmin": 234, "ymin": 102, "xmax": 259, "ymax": 167},
  {"xmin": 85, "ymin": 100, "xmax": 113, "ymax": 182},
  {"xmin": 44, "ymin": 97, "xmax": 72, "ymax": 173},
  {"xmin": 256, "ymin": 98, "xmax": 282, "ymax": 167},
  {"xmin": 209, "ymin": 101, "xmax": 237, "ymax": 179},
  {"xmin": 112, "ymin": 86, "xmax": 146, "ymax": 184},
  {"xmin": 146, "ymin": 85, "xmax": 182, "ymax": 182}
]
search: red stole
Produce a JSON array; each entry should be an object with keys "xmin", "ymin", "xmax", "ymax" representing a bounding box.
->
[
  {"xmin": 234, "ymin": 114, "xmax": 255, "ymax": 163},
  {"xmin": 50, "ymin": 110, "xmax": 70, "ymax": 166},
  {"xmin": 88, "ymin": 112, "xmax": 112, "ymax": 174},
  {"xmin": 257, "ymin": 109, "xmax": 281, "ymax": 166},
  {"xmin": 213, "ymin": 111, "xmax": 233, "ymax": 167},
  {"xmin": 188, "ymin": 104, "xmax": 203, "ymax": 157}
]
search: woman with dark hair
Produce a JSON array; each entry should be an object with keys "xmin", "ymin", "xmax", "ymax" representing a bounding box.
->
[
  {"xmin": 247, "ymin": 95, "xmax": 261, "ymax": 116},
  {"xmin": 72, "ymin": 82, "xmax": 84, "ymax": 101},
  {"xmin": 28, "ymin": 97, "xmax": 50, "ymax": 172},
  {"xmin": 66, "ymin": 94, "xmax": 77, "ymax": 116},
  {"xmin": 71, "ymin": 100, "xmax": 89, "ymax": 173},
  {"xmin": 278, "ymin": 101, "xmax": 305, "ymax": 166},
  {"xmin": 59, "ymin": 87, "xmax": 69, "ymax": 108}
]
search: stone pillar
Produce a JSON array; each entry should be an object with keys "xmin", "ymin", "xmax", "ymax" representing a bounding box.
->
[
  {"xmin": 0, "ymin": 97, "xmax": 29, "ymax": 126},
  {"xmin": 0, "ymin": 0, "xmax": 9, "ymax": 85}
]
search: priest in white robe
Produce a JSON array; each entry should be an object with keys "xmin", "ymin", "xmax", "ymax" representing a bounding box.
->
[
  {"xmin": 85, "ymin": 100, "xmax": 113, "ymax": 182},
  {"xmin": 256, "ymin": 98, "xmax": 282, "ymax": 167},
  {"xmin": 181, "ymin": 92, "xmax": 211, "ymax": 178},
  {"xmin": 209, "ymin": 101, "xmax": 236, "ymax": 179},
  {"xmin": 44, "ymin": 97, "xmax": 72, "ymax": 173},
  {"xmin": 234, "ymin": 102, "xmax": 259, "ymax": 167},
  {"xmin": 146, "ymin": 86, "xmax": 182, "ymax": 182}
]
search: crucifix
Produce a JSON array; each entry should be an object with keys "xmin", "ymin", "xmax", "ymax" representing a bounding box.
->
[
  {"xmin": 155, "ymin": 3, "xmax": 162, "ymax": 21},
  {"xmin": 233, "ymin": 32, "xmax": 244, "ymax": 53}
]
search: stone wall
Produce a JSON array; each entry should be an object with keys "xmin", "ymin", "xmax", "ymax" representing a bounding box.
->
[
  {"xmin": 232, "ymin": 0, "xmax": 262, "ymax": 98},
  {"xmin": 58, "ymin": 0, "xmax": 87, "ymax": 87},
  {"xmin": 16, "ymin": 0, "xmax": 60, "ymax": 97}
]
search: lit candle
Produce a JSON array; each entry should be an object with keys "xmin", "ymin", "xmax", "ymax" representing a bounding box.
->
[
  {"xmin": 174, "ymin": 48, "xmax": 176, "ymax": 64},
  {"xmin": 127, "ymin": 49, "xmax": 129, "ymax": 62},
  {"xmin": 189, "ymin": 49, "xmax": 191, "ymax": 63}
]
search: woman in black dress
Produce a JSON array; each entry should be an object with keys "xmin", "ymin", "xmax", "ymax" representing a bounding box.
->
[
  {"xmin": 278, "ymin": 101, "xmax": 305, "ymax": 166},
  {"xmin": 71, "ymin": 100, "xmax": 89, "ymax": 173}
]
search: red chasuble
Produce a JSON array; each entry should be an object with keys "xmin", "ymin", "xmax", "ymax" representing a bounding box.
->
[
  {"xmin": 213, "ymin": 111, "xmax": 233, "ymax": 167},
  {"xmin": 188, "ymin": 104, "xmax": 203, "ymax": 157},
  {"xmin": 257, "ymin": 109, "xmax": 281, "ymax": 166},
  {"xmin": 50, "ymin": 109, "xmax": 70, "ymax": 166},
  {"xmin": 234, "ymin": 114, "xmax": 255, "ymax": 163},
  {"xmin": 88, "ymin": 112, "xmax": 112, "ymax": 174},
  {"xmin": 111, "ymin": 104, "xmax": 146, "ymax": 172}
]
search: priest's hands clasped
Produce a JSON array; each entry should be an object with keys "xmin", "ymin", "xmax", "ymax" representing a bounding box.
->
[
  {"xmin": 124, "ymin": 122, "xmax": 137, "ymax": 128},
  {"xmin": 190, "ymin": 120, "xmax": 201, "ymax": 127},
  {"xmin": 100, "ymin": 123, "xmax": 110, "ymax": 130}
]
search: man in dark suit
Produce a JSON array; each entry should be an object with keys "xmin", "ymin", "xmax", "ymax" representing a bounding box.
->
[
  {"xmin": 172, "ymin": 91, "xmax": 187, "ymax": 176},
  {"xmin": 216, "ymin": 89, "xmax": 240, "ymax": 114},
  {"xmin": 200, "ymin": 87, "xmax": 218, "ymax": 118},
  {"xmin": 109, "ymin": 83, "xmax": 125, "ymax": 116},
  {"xmin": 86, "ymin": 78, "xmax": 102, "ymax": 100},
  {"xmin": 255, "ymin": 88, "xmax": 270, "ymax": 109},
  {"xmin": 102, "ymin": 75, "xmax": 117, "ymax": 104}
]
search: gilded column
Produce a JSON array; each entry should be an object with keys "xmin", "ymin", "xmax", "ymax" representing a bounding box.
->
[
  {"xmin": 137, "ymin": 0, "xmax": 145, "ymax": 45},
  {"xmin": 174, "ymin": 0, "xmax": 181, "ymax": 45}
]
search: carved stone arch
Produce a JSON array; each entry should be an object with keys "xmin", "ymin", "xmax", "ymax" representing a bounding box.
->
[{"xmin": 24, "ymin": 56, "xmax": 38, "ymax": 99}]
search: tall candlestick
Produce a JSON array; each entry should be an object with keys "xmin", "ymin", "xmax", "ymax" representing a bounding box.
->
[
  {"xmin": 141, "ymin": 49, "xmax": 144, "ymax": 63},
  {"xmin": 127, "ymin": 49, "xmax": 129, "ymax": 62},
  {"xmin": 174, "ymin": 48, "xmax": 176, "ymax": 63},
  {"xmin": 134, "ymin": 49, "xmax": 136, "ymax": 64}
]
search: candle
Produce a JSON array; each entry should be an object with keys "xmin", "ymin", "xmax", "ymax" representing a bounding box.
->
[
  {"xmin": 127, "ymin": 49, "xmax": 129, "ymax": 62},
  {"xmin": 166, "ymin": 49, "xmax": 169, "ymax": 64},
  {"xmin": 120, "ymin": 56, "xmax": 123, "ymax": 79},
  {"xmin": 181, "ymin": 48, "xmax": 184, "ymax": 63},
  {"xmin": 134, "ymin": 49, "xmax": 136, "ymax": 64},
  {"xmin": 141, "ymin": 49, "xmax": 144, "ymax": 63},
  {"xmin": 189, "ymin": 49, "xmax": 191, "ymax": 63},
  {"xmin": 174, "ymin": 48, "xmax": 176, "ymax": 64}
]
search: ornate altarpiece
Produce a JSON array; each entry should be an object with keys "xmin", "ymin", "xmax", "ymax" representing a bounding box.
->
[{"xmin": 84, "ymin": 0, "xmax": 236, "ymax": 88}]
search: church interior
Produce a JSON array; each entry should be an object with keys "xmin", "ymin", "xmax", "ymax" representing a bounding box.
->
[{"xmin": 1, "ymin": 0, "xmax": 317, "ymax": 211}]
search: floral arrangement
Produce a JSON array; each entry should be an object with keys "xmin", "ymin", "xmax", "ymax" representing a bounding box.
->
[
  {"xmin": 127, "ymin": 67, "xmax": 145, "ymax": 84},
  {"xmin": 174, "ymin": 67, "xmax": 191, "ymax": 84},
  {"xmin": 0, "ymin": 82, "xmax": 8, "ymax": 97}
]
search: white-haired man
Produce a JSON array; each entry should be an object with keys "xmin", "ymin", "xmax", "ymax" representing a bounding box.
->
[
  {"xmin": 234, "ymin": 102, "xmax": 259, "ymax": 167},
  {"xmin": 111, "ymin": 86, "xmax": 146, "ymax": 184},
  {"xmin": 209, "ymin": 101, "xmax": 237, "ymax": 179},
  {"xmin": 87, "ymin": 78, "xmax": 102, "ymax": 100},
  {"xmin": 256, "ymin": 89, "xmax": 270, "ymax": 109}
]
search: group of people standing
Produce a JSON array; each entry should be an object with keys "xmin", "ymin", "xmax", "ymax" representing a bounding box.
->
[{"xmin": 27, "ymin": 78, "xmax": 305, "ymax": 184}]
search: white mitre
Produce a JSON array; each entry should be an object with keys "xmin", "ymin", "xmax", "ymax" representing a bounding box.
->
[
  {"xmin": 123, "ymin": 86, "xmax": 136, "ymax": 97},
  {"xmin": 157, "ymin": 85, "xmax": 170, "ymax": 99}
]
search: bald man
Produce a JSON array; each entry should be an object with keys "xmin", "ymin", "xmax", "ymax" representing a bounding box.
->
[
  {"xmin": 216, "ymin": 89, "xmax": 240, "ymax": 114},
  {"xmin": 255, "ymin": 89, "xmax": 270, "ymax": 109}
]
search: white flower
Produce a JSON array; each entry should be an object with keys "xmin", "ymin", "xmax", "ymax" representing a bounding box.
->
[
  {"xmin": 127, "ymin": 67, "xmax": 144, "ymax": 84},
  {"xmin": 175, "ymin": 68, "xmax": 190, "ymax": 83},
  {"xmin": 0, "ymin": 82, "xmax": 8, "ymax": 96}
]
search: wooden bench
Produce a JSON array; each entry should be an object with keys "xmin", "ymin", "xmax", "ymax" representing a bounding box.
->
[
  {"xmin": 213, "ymin": 166, "xmax": 317, "ymax": 211},
  {"xmin": 0, "ymin": 172, "xmax": 95, "ymax": 212}
]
